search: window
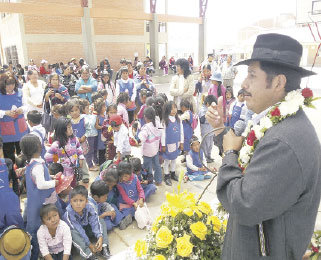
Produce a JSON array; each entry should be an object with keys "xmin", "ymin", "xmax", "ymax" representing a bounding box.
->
[
  {"xmin": 4, "ymin": 45, "xmax": 19, "ymax": 65},
  {"xmin": 146, "ymin": 21, "xmax": 150, "ymax": 32},
  {"xmin": 158, "ymin": 22, "xmax": 166, "ymax": 33}
]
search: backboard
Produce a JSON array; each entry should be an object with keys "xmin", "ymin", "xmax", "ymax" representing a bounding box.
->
[{"xmin": 297, "ymin": 0, "xmax": 321, "ymax": 24}]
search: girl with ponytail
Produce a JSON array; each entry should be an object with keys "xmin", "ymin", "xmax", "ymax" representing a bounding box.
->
[{"xmin": 138, "ymin": 107, "xmax": 163, "ymax": 185}]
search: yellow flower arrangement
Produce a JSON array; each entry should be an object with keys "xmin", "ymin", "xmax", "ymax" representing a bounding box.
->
[
  {"xmin": 152, "ymin": 255, "xmax": 166, "ymax": 260},
  {"xmin": 183, "ymin": 207, "xmax": 193, "ymax": 217},
  {"xmin": 223, "ymin": 219, "xmax": 228, "ymax": 231},
  {"xmin": 198, "ymin": 201, "xmax": 212, "ymax": 215},
  {"xmin": 156, "ymin": 226, "xmax": 174, "ymax": 248},
  {"xmin": 190, "ymin": 221, "xmax": 208, "ymax": 240},
  {"xmin": 176, "ymin": 234, "xmax": 194, "ymax": 257},
  {"xmin": 134, "ymin": 239, "xmax": 147, "ymax": 257},
  {"xmin": 152, "ymin": 215, "xmax": 163, "ymax": 233},
  {"xmin": 207, "ymin": 216, "xmax": 222, "ymax": 232}
]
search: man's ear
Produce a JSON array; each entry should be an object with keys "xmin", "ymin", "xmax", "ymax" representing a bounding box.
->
[{"xmin": 275, "ymin": 74, "xmax": 287, "ymax": 92}]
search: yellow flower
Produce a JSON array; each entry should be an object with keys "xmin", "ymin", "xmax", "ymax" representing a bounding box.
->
[
  {"xmin": 198, "ymin": 201, "xmax": 212, "ymax": 215},
  {"xmin": 156, "ymin": 226, "xmax": 174, "ymax": 248},
  {"xmin": 152, "ymin": 255, "xmax": 166, "ymax": 260},
  {"xmin": 222, "ymin": 219, "xmax": 228, "ymax": 231},
  {"xmin": 134, "ymin": 239, "xmax": 147, "ymax": 257},
  {"xmin": 152, "ymin": 215, "xmax": 163, "ymax": 233},
  {"xmin": 183, "ymin": 207, "xmax": 193, "ymax": 217},
  {"xmin": 207, "ymin": 216, "xmax": 222, "ymax": 232},
  {"xmin": 192, "ymin": 206, "xmax": 203, "ymax": 218},
  {"xmin": 176, "ymin": 234, "xmax": 194, "ymax": 257},
  {"xmin": 165, "ymin": 191, "xmax": 196, "ymax": 216},
  {"xmin": 190, "ymin": 221, "xmax": 208, "ymax": 240}
]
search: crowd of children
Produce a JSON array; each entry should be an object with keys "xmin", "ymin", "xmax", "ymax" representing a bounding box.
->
[{"xmin": 0, "ymin": 55, "xmax": 247, "ymax": 260}]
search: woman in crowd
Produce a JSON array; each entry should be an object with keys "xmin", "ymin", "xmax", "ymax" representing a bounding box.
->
[
  {"xmin": 22, "ymin": 70, "xmax": 47, "ymax": 114},
  {"xmin": 169, "ymin": 58, "xmax": 195, "ymax": 112},
  {"xmin": 0, "ymin": 74, "xmax": 29, "ymax": 163},
  {"xmin": 75, "ymin": 66, "xmax": 98, "ymax": 103}
]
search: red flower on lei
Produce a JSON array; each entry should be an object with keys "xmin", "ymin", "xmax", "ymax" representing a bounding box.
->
[
  {"xmin": 312, "ymin": 245, "xmax": 319, "ymax": 253},
  {"xmin": 270, "ymin": 107, "xmax": 280, "ymax": 117},
  {"xmin": 302, "ymin": 88, "xmax": 313, "ymax": 99},
  {"xmin": 247, "ymin": 130, "xmax": 257, "ymax": 146}
]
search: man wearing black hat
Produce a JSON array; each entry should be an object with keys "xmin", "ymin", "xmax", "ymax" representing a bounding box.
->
[{"xmin": 206, "ymin": 33, "xmax": 321, "ymax": 259}]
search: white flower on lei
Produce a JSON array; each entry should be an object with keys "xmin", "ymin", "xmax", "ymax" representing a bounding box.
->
[
  {"xmin": 239, "ymin": 145, "xmax": 252, "ymax": 161},
  {"xmin": 259, "ymin": 116, "xmax": 273, "ymax": 129},
  {"xmin": 279, "ymin": 90, "xmax": 304, "ymax": 116},
  {"xmin": 252, "ymin": 125, "xmax": 264, "ymax": 140},
  {"xmin": 242, "ymin": 120, "xmax": 253, "ymax": 137}
]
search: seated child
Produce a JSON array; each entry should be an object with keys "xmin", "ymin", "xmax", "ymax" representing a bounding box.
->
[
  {"xmin": 64, "ymin": 185, "xmax": 111, "ymax": 260},
  {"xmin": 109, "ymin": 115, "xmax": 131, "ymax": 161},
  {"xmin": 0, "ymin": 137, "xmax": 24, "ymax": 234},
  {"xmin": 131, "ymin": 158, "xmax": 156, "ymax": 201},
  {"xmin": 185, "ymin": 136, "xmax": 211, "ymax": 182},
  {"xmin": 117, "ymin": 161, "xmax": 145, "ymax": 218},
  {"xmin": 102, "ymin": 166, "xmax": 121, "ymax": 208},
  {"xmin": 90, "ymin": 181, "xmax": 132, "ymax": 231},
  {"xmin": 27, "ymin": 110, "xmax": 46, "ymax": 159},
  {"xmin": 37, "ymin": 204, "xmax": 72, "ymax": 260},
  {"xmin": 102, "ymin": 104, "xmax": 117, "ymax": 161}
]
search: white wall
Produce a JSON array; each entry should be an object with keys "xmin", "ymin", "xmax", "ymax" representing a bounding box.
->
[{"xmin": 0, "ymin": 13, "xmax": 24, "ymax": 65}]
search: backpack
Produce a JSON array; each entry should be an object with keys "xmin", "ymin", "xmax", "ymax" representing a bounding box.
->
[{"xmin": 186, "ymin": 112, "xmax": 199, "ymax": 130}]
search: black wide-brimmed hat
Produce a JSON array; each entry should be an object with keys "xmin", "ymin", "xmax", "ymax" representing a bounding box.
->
[{"xmin": 235, "ymin": 33, "xmax": 316, "ymax": 77}]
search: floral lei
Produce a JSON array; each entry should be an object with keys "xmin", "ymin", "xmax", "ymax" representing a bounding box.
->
[{"xmin": 238, "ymin": 88, "xmax": 320, "ymax": 172}]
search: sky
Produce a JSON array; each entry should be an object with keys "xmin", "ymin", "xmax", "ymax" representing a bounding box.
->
[{"xmin": 153, "ymin": 0, "xmax": 297, "ymax": 61}]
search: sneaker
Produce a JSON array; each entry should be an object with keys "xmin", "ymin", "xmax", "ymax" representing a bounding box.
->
[
  {"xmin": 170, "ymin": 171, "xmax": 178, "ymax": 181},
  {"xmin": 119, "ymin": 215, "xmax": 133, "ymax": 230},
  {"xmin": 164, "ymin": 174, "xmax": 172, "ymax": 186},
  {"xmin": 155, "ymin": 182, "xmax": 162, "ymax": 186},
  {"xmin": 183, "ymin": 175, "xmax": 189, "ymax": 183},
  {"xmin": 102, "ymin": 246, "xmax": 111, "ymax": 259},
  {"xmin": 87, "ymin": 254, "xmax": 99, "ymax": 260},
  {"xmin": 206, "ymin": 158, "xmax": 214, "ymax": 163}
]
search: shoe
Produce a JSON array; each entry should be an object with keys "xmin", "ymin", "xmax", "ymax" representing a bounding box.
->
[
  {"xmin": 87, "ymin": 254, "xmax": 99, "ymax": 260},
  {"xmin": 102, "ymin": 246, "xmax": 111, "ymax": 259},
  {"xmin": 206, "ymin": 158, "xmax": 214, "ymax": 163},
  {"xmin": 183, "ymin": 175, "xmax": 189, "ymax": 183},
  {"xmin": 119, "ymin": 215, "xmax": 133, "ymax": 230},
  {"xmin": 164, "ymin": 174, "xmax": 172, "ymax": 186},
  {"xmin": 170, "ymin": 171, "xmax": 178, "ymax": 181},
  {"xmin": 181, "ymin": 157, "xmax": 186, "ymax": 163},
  {"xmin": 155, "ymin": 182, "xmax": 162, "ymax": 186}
]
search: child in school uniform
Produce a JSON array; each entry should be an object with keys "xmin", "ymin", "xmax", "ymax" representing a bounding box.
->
[
  {"xmin": 109, "ymin": 115, "xmax": 131, "ymax": 161},
  {"xmin": 0, "ymin": 136, "xmax": 24, "ymax": 234},
  {"xmin": 117, "ymin": 161, "xmax": 145, "ymax": 219},
  {"xmin": 90, "ymin": 180, "xmax": 132, "ymax": 231},
  {"xmin": 37, "ymin": 204, "xmax": 72, "ymax": 260},
  {"xmin": 136, "ymin": 89, "xmax": 148, "ymax": 127},
  {"xmin": 115, "ymin": 66, "xmax": 136, "ymax": 124},
  {"xmin": 229, "ymin": 89, "xmax": 247, "ymax": 128},
  {"xmin": 27, "ymin": 110, "xmax": 46, "ymax": 159},
  {"xmin": 99, "ymin": 89, "xmax": 109, "ymax": 108},
  {"xmin": 138, "ymin": 107, "xmax": 162, "ymax": 185},
  {"xmin": 225, "ymin": 87, "xmax": 235, "ymax": 126},
  {"xmin": 208, "ymin": 72, "xmax": 226, "ymax": 117},
  {"xmin": 94, "ymin": 98, "xmax": 107, "ymax": 166},
  {"xmin": 199, "ymin": 95, "xmax": 217, "ymax": 163},
  {"xmin": 20, "ymin": 134, "xmax": 60, "ymax": 260},
  {"xmin": 185, "ymin": 136, "xmax": 211, "ymax": 182},
  {"xmin": 116, "ymin": 92, "xmax": 129, "ymax": 127},
  {"xmin": 161, "ymin": 101, "xmax": 183, "ymax": 186},
  {"xmin": 64, "ymin": 185, "xmax": 111, "ymax": 260},
  {"xmin": 102, "ymin": 104, "xmax": 117, "ymax": 161},
  {"xmin": 180, "ymin": 99, "xmax": 194, "ymax": 158},
  {"xmin": 131, "ymin": 157, "xmax": 156, "ymax": 201}
]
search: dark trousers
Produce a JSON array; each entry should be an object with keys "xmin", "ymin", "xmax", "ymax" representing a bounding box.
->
[
  {"xmin": 84, "ymin": 136, "xmax": 98, "ymax": 168},
  {"xmin": 98, "ymin": 149, "xmax": 106, "ymax": 166},
  {"xmin": 128, "ymin": 110, "xmax": 134, "ymax": 124},
  {"xmin": 3, "ymin": 141, "xmax": 21, "ymax": 164}
]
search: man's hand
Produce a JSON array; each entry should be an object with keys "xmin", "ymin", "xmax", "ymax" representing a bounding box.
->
[
  {"xmin": 110, "ymin": 211, "xmax": 116, "ymax": 220},
  {"xmin": 89, "ymin": 243, "xmax": 97, "ymax": 253},
  {"xmin": 95, "ymin": 237, "xmax": 103, "ymax": 252},
  {"xmin": 223, "ymin": 129, "xmax": 244, "ymax": 152},
  {"xmin": 205, "ymin": 96, "xmax": 225, "ymax": 135}
]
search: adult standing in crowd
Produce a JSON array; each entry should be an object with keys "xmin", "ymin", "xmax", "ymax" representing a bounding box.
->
[
  {"xmin": 22, "ymin": 70, "xmax": 46, "ymax": 113},
  {"xmin": 27, "ymin": 59, "xmax": 38, "ymax": 72},
  {"xmin": 0, "ymin": 74, "xmax": 28, "ymax": 163},
  {"xmin": 75, "ymin": 66, "xmax": 97, "ymax": 103},
  {"xmin": 221, "ymin": 55, "xmax": 238, "ymax": 89},
  {"xmin": 206, "ymin": 33, "xmax": 321, "ymax": 259},
  {"xmin": 169, "ymin": 58, "xmax": 195, "ymax": 112},
  {"xmin": 60, "ymin": 65, "xmax": 77, "ymax": 96},
  {"xmin": 201, "ymin": 53, "xmax": 219, "ymax": 74},
  {"xmin": 39, "ymin": 60, "xmax": 50, "ymax": 78}
]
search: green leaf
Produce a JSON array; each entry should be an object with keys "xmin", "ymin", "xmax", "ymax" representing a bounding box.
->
[{"xmin": 311, "ymin": 253, "xmax": 320, "ymax": 260}]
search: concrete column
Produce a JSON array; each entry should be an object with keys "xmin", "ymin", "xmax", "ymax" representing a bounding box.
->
[
  {"xmin": 198, "ymin": 17, "xmax": 206, "ymax": 66},
  {"xmin": 81, "ymin": 7, "xmax": 96, "ymax": 68},
  {"xmin": 149, "ymin": 13, "xmax": 159, "ymax": 70}
]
